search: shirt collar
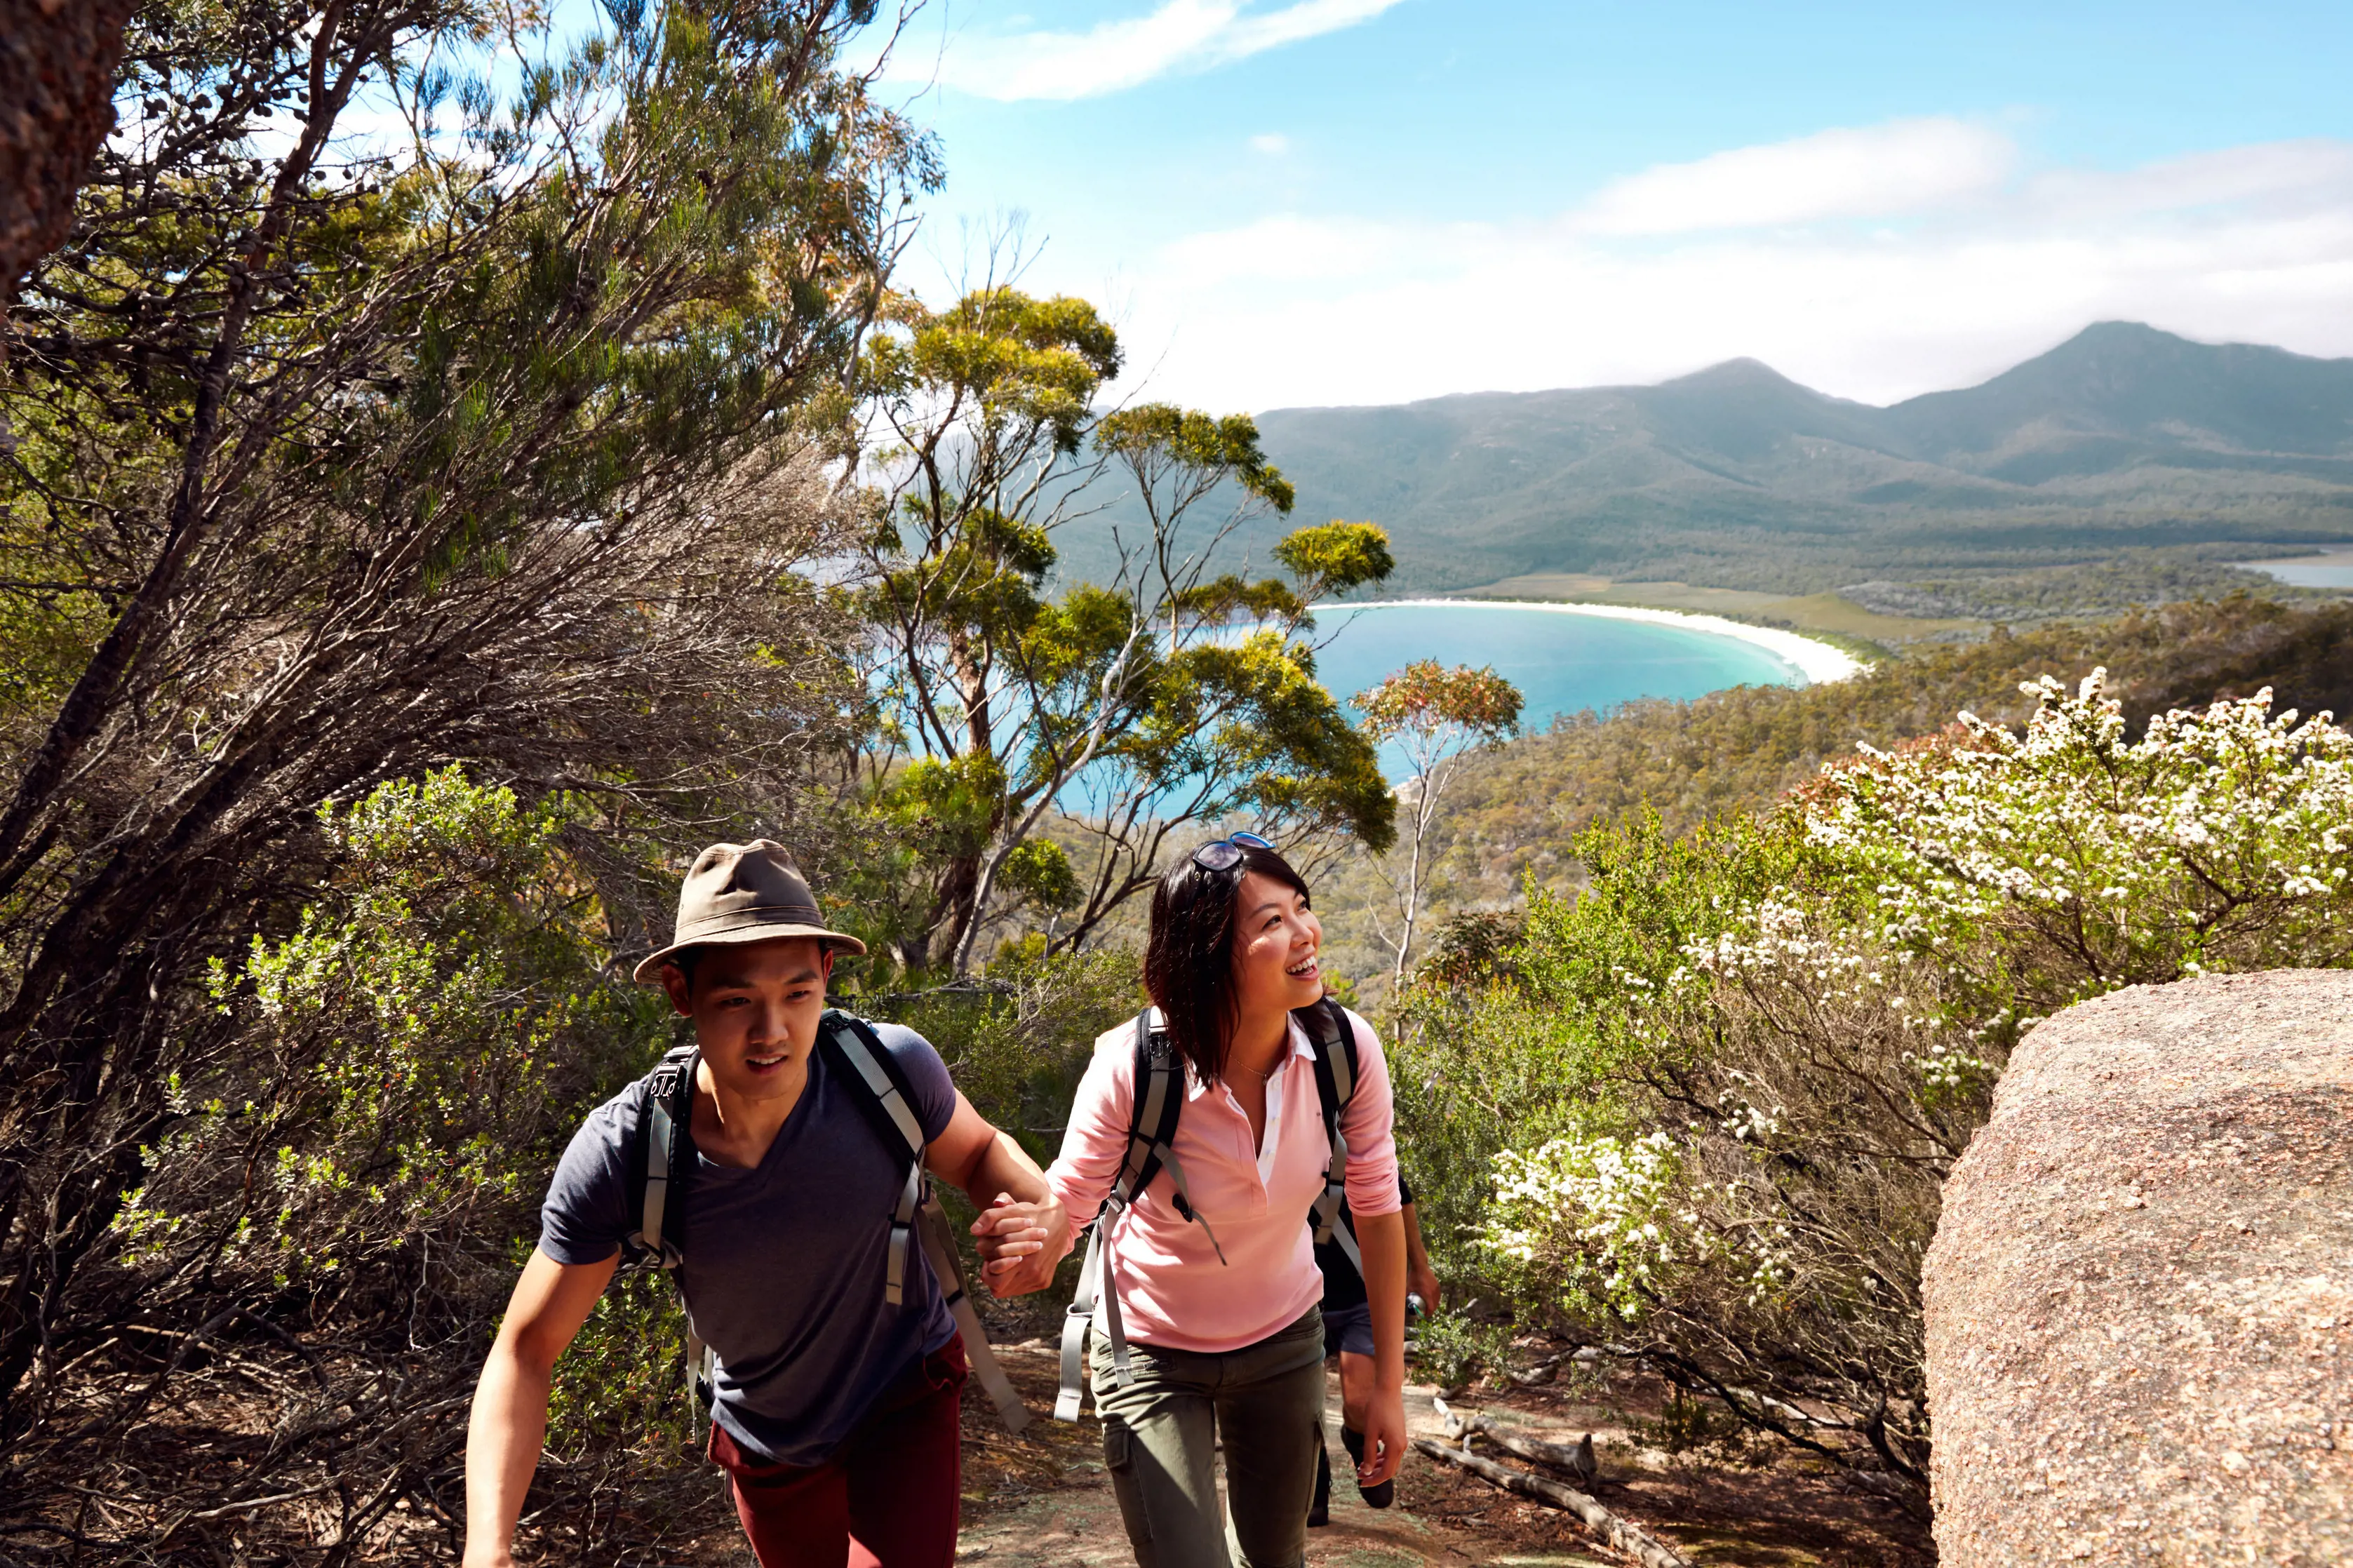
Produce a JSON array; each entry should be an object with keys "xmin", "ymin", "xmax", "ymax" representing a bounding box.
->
[{"xmin": 1186, "ymin": 1013, "xmax": 1320, "ymax": 1101}]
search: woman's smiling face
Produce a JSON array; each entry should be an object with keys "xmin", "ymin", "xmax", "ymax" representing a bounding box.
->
[{"xmin": 1228, "ymin": 869, "xmax": 1325, "ymax": 1021}]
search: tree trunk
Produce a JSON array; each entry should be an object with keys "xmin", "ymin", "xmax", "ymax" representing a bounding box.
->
[{"xmin": 0, "ymin": 0, "xmax": 137, "ymax": 307}]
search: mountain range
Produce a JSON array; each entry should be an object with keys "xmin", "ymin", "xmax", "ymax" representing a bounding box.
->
[{"xmin": 1064, "ymin": 323, "xmax": 2353, "ymax": 597}]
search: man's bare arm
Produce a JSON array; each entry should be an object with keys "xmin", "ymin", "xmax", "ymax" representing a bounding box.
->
[
  {"xmin": 927, "ymin": 1090, "xmax": 1071, "ymax": 1296},
  {"xmin": 463, "ymin": 1249, "xmax": 617, "ymax": 1568}
]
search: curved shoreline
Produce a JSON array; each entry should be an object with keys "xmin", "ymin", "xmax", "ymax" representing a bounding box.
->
[{"xmin": 1339, "ymin": 597, "xmax": 1868, "ymax": 685}]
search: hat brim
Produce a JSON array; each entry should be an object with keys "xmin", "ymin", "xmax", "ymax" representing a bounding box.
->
[{"xmin": 632, "ymin": 919, "xmax": 869, "ymax": 984}]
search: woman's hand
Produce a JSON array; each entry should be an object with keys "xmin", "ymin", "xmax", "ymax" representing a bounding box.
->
[
  {"xmin": 1358, "ymin": 1383, "xmax": 1409, "ymax": 1487},
  {"xmin": 970, "ymin": 1191, "xmax": 1070, "ymax": 1297}
]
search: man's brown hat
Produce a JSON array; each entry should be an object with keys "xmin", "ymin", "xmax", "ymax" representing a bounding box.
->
[{"xmin": 632, "ymin": 839, "xmax": 867, "ymax": 984}]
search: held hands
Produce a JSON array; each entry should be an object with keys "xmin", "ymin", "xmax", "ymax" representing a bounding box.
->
[{"xmin": 970, "ymin": 1191, "xmax": 1071, "ymax": 1298}]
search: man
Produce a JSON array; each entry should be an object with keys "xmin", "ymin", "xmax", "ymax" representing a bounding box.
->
[
  {"xmin": 1310, "ymin": 1174, "xmax": 1441, "ymax": 1525},
  {"xmin": 462, "ymin": 841, "xmax": 1068, "ymax": 1568}
]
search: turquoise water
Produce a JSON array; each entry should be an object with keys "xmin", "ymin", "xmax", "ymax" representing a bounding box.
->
[
  {"xmin": 1312, "ymin": 602, "xmax": 1805, "ymax": 780},
  {"xmin": 2247, "ymin": 554, "xmax": 2353, "ymax": 589}
]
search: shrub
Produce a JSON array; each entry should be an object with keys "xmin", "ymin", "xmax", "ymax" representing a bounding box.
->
[
  {"xmin": 1428, "ymin": 672, "xmax": 2353, "ymax": 1503},
  {"xmin": 117, "ymin": 770, "xmax": 683, "ymax": 1456}
]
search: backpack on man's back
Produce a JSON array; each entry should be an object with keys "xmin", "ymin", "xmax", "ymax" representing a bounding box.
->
[{"xmin": 622, "ymin": 1009, "xmax": 1031, "ymax": 1433}]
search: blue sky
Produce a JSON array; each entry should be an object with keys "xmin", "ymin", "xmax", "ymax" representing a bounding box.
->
[{"xmin": 860, "ymin": 0, "xmax": 2353, "ymax": 410}]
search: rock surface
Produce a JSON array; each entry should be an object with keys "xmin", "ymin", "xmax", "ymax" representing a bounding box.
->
[{"xmin": 1924, "ymin": 970, "xmax": 2353, "ymax": 1565}]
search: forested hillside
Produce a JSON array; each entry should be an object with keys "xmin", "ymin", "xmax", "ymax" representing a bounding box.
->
[
  {"xmin": 1422, "ymin": 596, "xmax": 2353, "ymax": 902},
  {"xmin": 1057, "ymin": 323, "xmax": 2353, "ymax": 595}
]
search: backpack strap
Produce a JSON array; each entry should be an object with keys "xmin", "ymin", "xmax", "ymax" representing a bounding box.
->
[
  {"xmin": 1054, "ymin": 1009, "xmax": 1224, "ymax": 1423},
  {"xmin": 819, "ymin": 1011, "xmax": 927, "ymax": 1307},
  {"xmin": 629, "ymin": 1044, "xmax": 701, "ymax": 1264},
  {"xmin": 821, "ymin": 1011, "xmax": 1031, "ymax": 1433},
  {"xmin": 626, "ymin": 1045, "xmax": 716, "ymax": 1429},
  {"xmin": 1303, "ymin": 998, "xmax": 1364, "ymax": 1275}
]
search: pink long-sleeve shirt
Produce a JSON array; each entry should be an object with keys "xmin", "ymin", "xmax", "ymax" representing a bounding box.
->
[{"xmin": 1047, "ymin": 1005, "xmax": 1402, "ymax": 1355}]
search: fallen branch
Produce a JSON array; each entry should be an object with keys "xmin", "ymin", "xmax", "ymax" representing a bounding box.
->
[
  {"xmin": 1435, "ymin": 1398, "xmax": 1596, "ymax": 1484},
  {"xmin": 1412, "ymin": 1438, "xmax": 1694, "ymax": 1568},
  {"xmin": 1506, "ymin": 1351, "xmax": 1564, "ymax": 1386}
]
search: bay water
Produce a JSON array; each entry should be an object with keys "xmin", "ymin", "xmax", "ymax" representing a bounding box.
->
[{"xmin": 1314, "ymin": 601, "xmax": 1806, "ymax": 781}]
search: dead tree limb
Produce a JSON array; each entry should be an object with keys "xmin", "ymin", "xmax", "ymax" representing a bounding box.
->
[{"xmin": 1412, "ymin": 1437, "xmax": 1694, "ymax": 1568}]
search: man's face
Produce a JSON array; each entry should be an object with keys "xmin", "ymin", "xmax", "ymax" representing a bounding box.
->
[{"xmin": 659, "ymin": 937, "xmax": 832, "ymax": 1102}]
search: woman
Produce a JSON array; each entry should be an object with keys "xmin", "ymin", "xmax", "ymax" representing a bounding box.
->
[{"xmin": 1045, "ymin": 833, "xmax": 1409, "ymax": 1568}]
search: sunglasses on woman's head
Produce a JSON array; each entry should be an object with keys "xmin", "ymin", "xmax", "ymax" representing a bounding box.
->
[{"xmin": 1189, "ymin": 831, "xmax": 1273, "ymax": 873}]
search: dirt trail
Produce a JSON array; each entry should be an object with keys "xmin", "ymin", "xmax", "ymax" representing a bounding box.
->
[
  {"xmin": 674, "ymin": 1338, "xmax": 1924, "ymax": 1565},
  {"xmin": 956, "ymin": 1347, "xmax": 1608, "ymax": 1568}
]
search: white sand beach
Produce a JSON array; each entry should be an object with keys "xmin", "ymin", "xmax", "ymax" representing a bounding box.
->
[{"xmin": 1363, "ymin": 597, "xmax": 1868, "ymax": 685}]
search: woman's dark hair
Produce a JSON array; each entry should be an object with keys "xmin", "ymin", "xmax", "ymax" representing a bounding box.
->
[{"xmin": 1144, "ymin": 839, "xmax": 1311, "ymax": 1085}]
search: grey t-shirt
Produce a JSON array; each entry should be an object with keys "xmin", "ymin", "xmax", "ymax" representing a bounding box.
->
[{"xmin": 538, "ymin": 1020, "xmax": 958, "ymax": 1466}]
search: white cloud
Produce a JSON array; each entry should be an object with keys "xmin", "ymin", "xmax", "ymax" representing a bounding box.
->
[
  {"xmin": 909, "ymin": 0, "xmax": 1406, "ymax": 102},
  {"xmin": 1094, "ymin": 132, "xmax": 2353, "ymax": 411},
  {"xmin": 1574, "ymin": 117, "xmax": 2016, "ymax": 235},
  {"xmin": 1249, "ymin": 132, "xmax": 1291, "ymax": 155}
]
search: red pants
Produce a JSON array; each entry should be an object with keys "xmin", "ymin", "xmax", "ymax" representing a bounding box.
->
[{"xmin": 706, "ymin": 1339, "xmax": 967, "ymax": 1568}]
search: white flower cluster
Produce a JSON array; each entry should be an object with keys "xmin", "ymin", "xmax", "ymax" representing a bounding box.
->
[
  {"xmin": 1805, "ymin": 671, "xmax": 2353, "ymax": 996},
  {"xmin": 1484, "ymin": 1131, "xmax": 1684, "ymax": 1319}
]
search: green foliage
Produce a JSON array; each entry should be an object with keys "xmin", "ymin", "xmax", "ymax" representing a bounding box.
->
[
  {"xmin": 867, "ymin": 942, "xmax": 1144, "ymax": 1160},
  {"xmin": 1410, "ymin": 1306, "xmax": 1515, "ymax": 1393},
  {"xmin": 1428, "ymin": 598, "xmax": 2353, "ymax": 904},
  {"xmin": 867, "ymin": 288, "xmax": 1121, "ymax": 460},
  {"xmin": 1099, "ymin": 403, "xmax": 1295, "ymax": 513},
  {"xmin": 546, "ymin": 1268, "xmax": 696, "ymax": 1456},
  {"xmin": 998, "ymin": 838, "xmax": 1080, "ymax": 913},
  {"xmin": 1274, "ymin": 521, "xmax": 1397, "ymax": 603},
  {"xmin": 1405, "ymin": 664, "xmax": 2353, "ymax": 1492},
  {"xmin": 125, "ymin": 770, "xmax": 665, "ymax": 1291}
]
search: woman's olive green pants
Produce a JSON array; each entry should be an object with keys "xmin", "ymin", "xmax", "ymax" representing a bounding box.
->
[{"xmin": 1091, "ymin": 1306, "xmax": 1328, "ymax": 1568}]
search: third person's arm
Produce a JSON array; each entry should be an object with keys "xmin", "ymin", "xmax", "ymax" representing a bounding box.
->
[
  {"xmin": 1352, "ymin": 1208, "xmax": 1409, "ymax": 1486},
  {"xmin": 1402, "ymin": 1198, "xmax": 1440, "ymax": 1309}
]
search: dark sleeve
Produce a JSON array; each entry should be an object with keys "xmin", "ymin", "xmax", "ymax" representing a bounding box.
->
[
  {"xmin": 872, "ymin": 1022, "xmax": 958, "ymax": 1143},
  {"xmin": 537, "ymin": 1092, "xmax": 637, "ymax": 1266},
  {"xmin": 1399, "ymin": 1173, "xmax": 1415, "ymax": 1207}
]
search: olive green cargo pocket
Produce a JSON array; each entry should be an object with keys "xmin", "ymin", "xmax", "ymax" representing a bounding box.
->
[{"xmin": 1101, "ymin": 1415, "xmax": 1153, "ymax": 1549}]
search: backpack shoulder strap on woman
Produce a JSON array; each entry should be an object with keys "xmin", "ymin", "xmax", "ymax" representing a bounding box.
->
[
  {"xmin": 1054, "ymin": 1008, "xmax": 1226, "ymax": 1422},
  {"xmin": 1301, "ymin": 996, "xmax": 1364, "ymax": 1273}
]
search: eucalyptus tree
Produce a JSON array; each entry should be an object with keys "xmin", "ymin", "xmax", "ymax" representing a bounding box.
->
[
  {"xmin": 857, "ymin": 293, "xmax": 1395, "ymax": 975},
  {"xmin": 1355, "ymin": 659, "xmax": 1523, "ymax": 981},
  {"xmin": 0, "ymin": 0, "xmax": 919, "ymax": 1488}
]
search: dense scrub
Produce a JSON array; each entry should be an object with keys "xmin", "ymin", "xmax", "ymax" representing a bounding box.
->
[
  {"xmin": 1426, "ymin": 596, "xmax": 2353, "ymax": 902},
  {"xmin": 1395, "ymin": 668, "xmax": 2353, "ymax": 1508}
]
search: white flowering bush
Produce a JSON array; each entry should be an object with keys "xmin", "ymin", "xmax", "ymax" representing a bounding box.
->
[
  {"xmin": 1814, "ymin": 669, "xmax": 2353, "ymax": 1031},
  {"xmin": 1487, "ymin": 1132, "xmax": 1685, "ymax": 1321},
  {"xmin": 1410, "ymin": 673, "xmax": 2353, "ymax": 1503}
]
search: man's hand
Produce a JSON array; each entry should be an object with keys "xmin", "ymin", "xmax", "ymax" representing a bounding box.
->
[
  {"xmin": 1409, "ymin": 1265, "xmax": 1442, "ymax": 1311},
  {"xmin": 970, "ymin": 1191, "xmax": 1070, "ymax": 1297}
]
